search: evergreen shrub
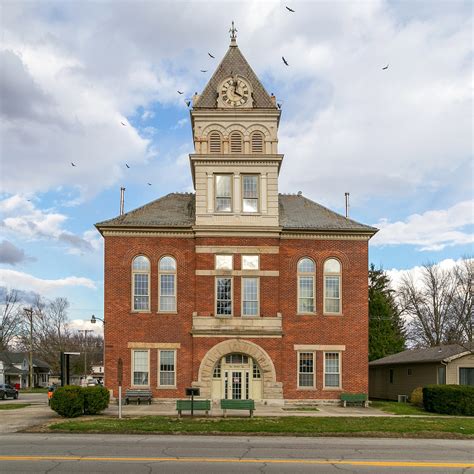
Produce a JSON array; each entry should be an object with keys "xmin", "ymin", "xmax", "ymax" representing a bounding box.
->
[
  {"xmin": 423, "ymin": 385, "xmax": 474, "ymax": 416},
  {"xmin": 83, "ymin": 386, "xmax": 110, "ymax": 415},
  {"xmin": 50, "ymin": 385, "xmax": 84, "ymax": 418}
]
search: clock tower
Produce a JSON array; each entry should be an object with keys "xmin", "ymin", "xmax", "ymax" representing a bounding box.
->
[{"xmin": 190, "ymin": 25, "xmax": 283, "ymax": 232}]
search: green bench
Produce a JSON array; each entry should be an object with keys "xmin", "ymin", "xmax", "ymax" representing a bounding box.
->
[
  {"xmin": 220, "ymin": 399, "xmax": 255, "ymax": 417},
  {"xmin": 176, "ymin": 399, "xmax": 211, "ymax": 416},
  {"xmin": 124, "ymin": 389, "xmax": 152, "ymax": 405},
  {"xmin": 340, "ymin": 393, "xmax": 368, "ymax": 408}
]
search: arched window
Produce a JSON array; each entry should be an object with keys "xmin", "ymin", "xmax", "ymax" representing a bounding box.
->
[
  {"xmin": 132, "ymin": 256, "xmax": 150, "ymax": 311},
  {"xmin": 229, "ymin": 131, "xmax": 243, "ymax": 153},
  {"xmin": 209, "ymin": 131, "xmax": 222, "ymax": 153},
  {"xmin": 159, "ymin": 256, "xmax": 177, "ymax": 312},
  {"xmin": 297, "ymin": 258, "xmax": 315, "ymax": 313},
  {"xmin": 251, "ymin": 131, "xmax": 264, "ymax": 153},
  {"xmin": 324, "ymin": 258, "xmax": 341, "ymax": 314}
]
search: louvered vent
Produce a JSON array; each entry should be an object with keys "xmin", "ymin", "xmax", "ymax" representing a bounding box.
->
[
  {"xmin": 230, "ymin": 131, "xmax": 243, "ymax": 153},
  {"xmin": 251, "ymin": 132, "xmax": 264, "ymax": 153},
  {"xmin": 209, "ymin": 131, "xmax": 222, "ymax": 153}
]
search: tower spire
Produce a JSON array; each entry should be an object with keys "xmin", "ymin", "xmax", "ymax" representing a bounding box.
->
[{"xmin": 229, "ymin": 21, "xmax": 237, "ymax": 45}]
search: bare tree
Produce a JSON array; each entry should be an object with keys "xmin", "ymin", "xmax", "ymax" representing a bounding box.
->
[
  {"xmin": 398, "ymin": 258, "xmax": 473, "ymax": 348},
  {"xmin": 0, "ymin": 289, "xmax": 22, "ymax": 351}
]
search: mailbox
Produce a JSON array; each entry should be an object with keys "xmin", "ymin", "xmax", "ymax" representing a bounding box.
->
[{"xmin": 185, "ymin": 387, "xmax": 200, "ymax": 397}]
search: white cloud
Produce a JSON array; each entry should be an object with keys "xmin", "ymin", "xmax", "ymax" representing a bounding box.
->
[
  {"xmin": 172, "ymin": 118, "xmax": 188, "ymax": 129},
  {"xmin": 0, "ymin": 268, "xmax": 96, "ymax": 294},
  {"xmin": 68, "ymin": 318, "xmax": 103, "ymax": 336},
  {"xmin": 371, "ymin": 200, "xmax": 473, "ymax": 251},
  {"xmin": 0, "ymin": 194, "xmax": 100, "ymax": 252}
]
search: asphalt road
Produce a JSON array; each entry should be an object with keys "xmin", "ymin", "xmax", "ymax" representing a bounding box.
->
[{"xmin": 0, "ymin": 434, "xmax": 472, "ymax": 473}]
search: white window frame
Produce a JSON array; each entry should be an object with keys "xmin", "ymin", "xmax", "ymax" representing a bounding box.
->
[
  {"xmin": 131, "ymin": 349, "xmax": 150, "ymax": 388},
  {"xmin": 215, "ymin": 276, "xmax": 233, "ymax": 317},
  {"xmin": 297, "ymin": 351, "xmax": 315, "ymax": 389},
  {"xmin": 297, "ymin": 258, "xmax": 316, "ymax": 315},
  {"xmin": 214, "ymin": 174, "xmax": 233, "ymax": 212},
  {"xmin": 215, "ymin": 254, "xmax": 233, "ymax": 270},
  {"xmin": 241, "ymin": 174, "xmax": 260, "ymax": 213},
  {"xmin": 241, "ymin": 277, "xmax": 259, "ymax": 317},
  {"xmin": 158, "ymin": 256, "xmax": 177, "ymax": 313},
  {"xmin": 323, "ymin": 258, "xmax": 342, "ymax": 315},
  {"xmin": 323, "ymin": 351, "xmax": 342, "ymax": 390},
  {"xmin": 157, "ymin": 349, "xmax": 177, "ymax": 389},
  {"xmin": 242, "ymin": 255, "xmax": 259, "ymax": 270},
  {"xmin": 131, "ymin": 255, "xmax": 151, "ymax": 312}
]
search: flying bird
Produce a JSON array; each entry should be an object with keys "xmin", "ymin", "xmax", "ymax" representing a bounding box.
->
[
  {"xmin": 277, "ymin": 103, "xmax": 282, "ymax": 109},
  {"xmin": 185, "ymin": 100, "xmax": 191, "ymax": 107},
  {"xmin": 71, "ymin": 162, "xmax": 76, "ymax": 167},
  {"xmin": 286, "ymin": 6, "xmax": 295, "ymax": 12},
  {"xmin": 208, "ymin": 52, "xmax": 215, "ymax": 58},
  {"xmin": 147, "ymin": 182, "xmax": 152, "ymax": 186},
  {"xmin": 177, "ymin": 90, "xmax": 184, "ymax": 94},
  {"xmin": 121, "ymin": 121, "xmax": 127, "ymax": 126},
  {"xmin": 200, "ymin": 69, "xmax": 208, "ymax": 73},
  {"xmin": 382, "ymin": 64, "xmax": 389, "ymax": 70},
  {"xmin": 125, "ymin": 163, "xmax": 130, "ymax": 169},
  {"xmin": 282, "ymin": 56, "xmax": 289, "ymax": 66}
]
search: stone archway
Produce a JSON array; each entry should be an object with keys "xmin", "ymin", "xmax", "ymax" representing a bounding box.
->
[{"xmin": 193, "ymin": 339, "xmax": 283, "ymax": 403}]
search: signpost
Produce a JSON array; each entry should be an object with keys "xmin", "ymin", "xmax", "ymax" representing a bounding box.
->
[
  {"xmin": 60, "ymin": 352, "xmax": 80, "ymax": 386},
  {"xmin": 117, "ymin": 358, "xmax": 123, "ymax": 419},
  {"xmin": 185, "ymin": 387, "xmax": 200, "ymax": 417}
]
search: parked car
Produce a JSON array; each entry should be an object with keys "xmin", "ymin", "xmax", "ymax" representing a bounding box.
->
[{"xmin": 0, "ymin": 384, "xmax": 19, "ymax": 400}]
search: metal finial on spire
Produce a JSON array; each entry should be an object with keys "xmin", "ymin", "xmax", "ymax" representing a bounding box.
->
[{"xmin": 229, "ymin": 21, "xmax": 237, "ymax": 42}]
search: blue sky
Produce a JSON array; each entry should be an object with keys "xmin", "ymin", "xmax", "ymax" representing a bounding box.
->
[{"xmin": 0, "ymin": 0, "xmax": 472, "ymax": 330}]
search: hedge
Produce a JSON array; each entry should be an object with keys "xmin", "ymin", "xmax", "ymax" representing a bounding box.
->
[
  {"xmin": 50, "ymin": 385, "xmax": 110, "ymax": 418},
  {"xmin": 423, "ymin": 385, "xmax": 474, "ymax": 416}
]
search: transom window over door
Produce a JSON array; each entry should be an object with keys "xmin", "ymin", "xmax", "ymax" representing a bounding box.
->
[
  {"xmin": 132, "ymin": 256, "xmax": 150, "ymax": 311},
  {"xmin": 297, "ymin": 258, "xmax": 315, "ymax": 313},
  {"xmin": 216, "ymin": 277, "xmax": 232, "ymax": 316},
  {"xmin": 242, "ymin": 175, "xmax": 259, "ymax": 212},
  {"xmin": 215, "ymin": 174, "xmax": 232, "ymax": 212},
  {"xmin": 324, "ymin": 258, "xmax": 342, "ymax": 314},
  {"xmin": 229, "ymin": 131, "xmax": 243, "ymax": 153},
  {"xmin": 159, "ymin": 256, "xmax": 177, "ymax": 312}
]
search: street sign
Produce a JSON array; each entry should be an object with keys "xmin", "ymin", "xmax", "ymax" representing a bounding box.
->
[{"xmin": 185, "ymin": 387, "xmax": 200, "ymax": 396}]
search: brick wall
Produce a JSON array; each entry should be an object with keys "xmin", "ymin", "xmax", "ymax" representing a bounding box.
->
[{"xmin": 103, "ymin": 234, "xmax": 369, "ymax": 399}]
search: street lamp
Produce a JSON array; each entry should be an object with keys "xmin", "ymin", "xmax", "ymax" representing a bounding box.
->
[{"xmin": 90, "ymin": 315, "xmax": 105, "ymax": 385}]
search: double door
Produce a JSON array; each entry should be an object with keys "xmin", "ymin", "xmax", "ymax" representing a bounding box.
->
[{"xmin": 224, "ymin": 370, "xmax": 250, "ymax": 400}]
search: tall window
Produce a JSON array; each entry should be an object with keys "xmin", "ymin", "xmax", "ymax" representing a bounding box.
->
[
  {"xmin": 229, "ymin": 131, "xmax": 243, "ymax": 153},
  {"xmin": 216, "ymin": 277, "xmax": 232, "ymax": 316},
  {"xmin": 132, "ymin": 350, "xmax": 149, "ymax": 386},
  {"xmin": 459, "ymin": 368, "xmax": 474, "ymax": 386},
  {"xmin": 159, "ymin": 256, "xmax": 177, "ymax": 312},
  {"xmin": 251, "ymin": 131, "xmax": 264, "ymax": 153},
  {"xmin": 242, "ymin": 175, "xmax": 259, "ymax": 212},
  {"xmin": 324, "ymin": 352, "xmax": 341, "ymax": 388},
  {"xmin": 215, "ymin": 174, "xmax": 232, "ymax": 212},
  {"xmin": 437, "ymin": 366, "xmax": 446, "ymax": 385},
  {"xmin": 209, "ymin": 131, "xmax": 222, "ymax": 153},
  {"xmin": 324, "ymin": 258, "xmax": 341, "ymax": 314},
  {"xmin": 298, "ymin": 352, "xmax": 315, "ymax": 388},
  {"xmin": 158, "ymin": 350, "xmax": 176, "ymax": 387},
  {"xmin": 242, "ymin": 277, "xmax": 259, "ymax": 316},
  {"xmin": 132, "ymin": 256, "xmax": 150, "ymax": 311},
  {"xmin": 297, "ymin": 258, "xmax": 315, "ymax": 313}
]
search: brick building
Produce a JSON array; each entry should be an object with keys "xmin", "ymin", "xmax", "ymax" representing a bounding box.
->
[{"xmin": 96, "ymin": 30, "xmax": 377, "ymax": 404}]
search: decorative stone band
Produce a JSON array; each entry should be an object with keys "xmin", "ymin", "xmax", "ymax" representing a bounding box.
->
[
  {"xmin": 127, "ymin": 342, "xmax": 181, "ymax": 349},
  {"xmin": 281, "ymin": 233, "xmax": 371, "ymax": 241},
  {"xmin": 293, "ymin": 344, "xmax": 346, "ymax": 351},
  {"xmin": 196, "ymin": 246, "xmax": 279, "ymax": 254},
  {"xmin": 196, "ymin": 270, "xmax": 279, "ymax": 277},
  {"xmin": 100, "ymin": 230, "xmax": 194, "ymax": 238}
]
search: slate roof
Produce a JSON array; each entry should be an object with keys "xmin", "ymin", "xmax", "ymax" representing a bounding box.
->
[
  {"xmin": 369, "ymin": 344, "xmax": 473, "ymax": 366},
  {"xmin": 96, "ymin": 192, "xmax": 376, "ymax": 234},
  {"xmin": 194, "ymin": 41, "xmax": 276, "ymax": 109}
]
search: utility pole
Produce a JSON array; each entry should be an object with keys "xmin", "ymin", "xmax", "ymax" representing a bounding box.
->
[
  {"xmin": 23, "ymin": 308, "xmax": 34, "ymax": 389},
  {"xmin": 78, "ymin": 329, "xmax": 94, "ymax": 381}
]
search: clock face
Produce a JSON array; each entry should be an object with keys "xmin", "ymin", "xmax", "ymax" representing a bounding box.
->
[{"xmin": 221, "ymin": 77, "xmax": 250, "ymax": 106}]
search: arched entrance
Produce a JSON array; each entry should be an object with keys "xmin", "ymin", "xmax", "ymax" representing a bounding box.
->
[{"xmin": 193, "ymin": 339, "xmax": 283, "ymax": 403}]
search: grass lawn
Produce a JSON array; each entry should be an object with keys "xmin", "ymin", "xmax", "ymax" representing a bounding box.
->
[
  {"xmin": 0, "ymin": 403, "xmax": 31, "ymax": 410},
  {"xmin": 282, "ymin": 406, "xmax": 320, "ymax": 412},
  {"xmin": 370, "ymin": 401, "xmax": 437, "ymax": 416},
  {"xmin": 49, "ymin": 415, "xmax": 474, "ymax": 438},
  {"xmin": 20, "ymin": 388, "xmax": 48, "ymax": 393}
]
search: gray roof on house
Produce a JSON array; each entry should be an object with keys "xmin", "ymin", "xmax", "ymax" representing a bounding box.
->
[
  {"xmin": 96, "ymin": 193, "xmax": 376, "ymax": 234},
  {"xmin": 369, "ymin": 344, "xmax": 473, "ymax": 366},
  {"xmin": 0, "ymin": 352, "xmax": 50, "ymax": 369},
  {"xmin": 194, "ymin": 41, "xmax": 276, "ymax": 109}
]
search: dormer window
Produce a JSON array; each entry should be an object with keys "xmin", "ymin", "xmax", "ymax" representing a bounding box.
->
[
  {"xmin": 209, "ymin": 131, "xmax": 222, "ymax": 153},
  {"xmin": 230, "ymin": 131, "xmax": 243, "ymax": 153},
  {"xmin": 251, "ymin": 131, "xmax": 264, "ymax": 153},
  {"xmin": 242, "ymin": 175, "xmax": 259, "ymax": 212},
  {"xmin": 215, "ymin": 174, "xmax": 232, "ymax": 212}
]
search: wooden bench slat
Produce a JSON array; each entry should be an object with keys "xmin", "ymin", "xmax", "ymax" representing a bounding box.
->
[
  {"xmin": 220, "ymin": 399, "xmax": 255, "ymax": 417},
  {"xmin": 176, "ymin": 399, "xmax": 211, "ymax": 416}
]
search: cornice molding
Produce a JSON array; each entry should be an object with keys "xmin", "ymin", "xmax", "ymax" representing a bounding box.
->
[
  {"xmin": 101, "ymin": 229, "xmax": 194, "ymax": 238},
  {"xmin": 281, "ymin": 232, "xmax": 372, "ymax": 241}
]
